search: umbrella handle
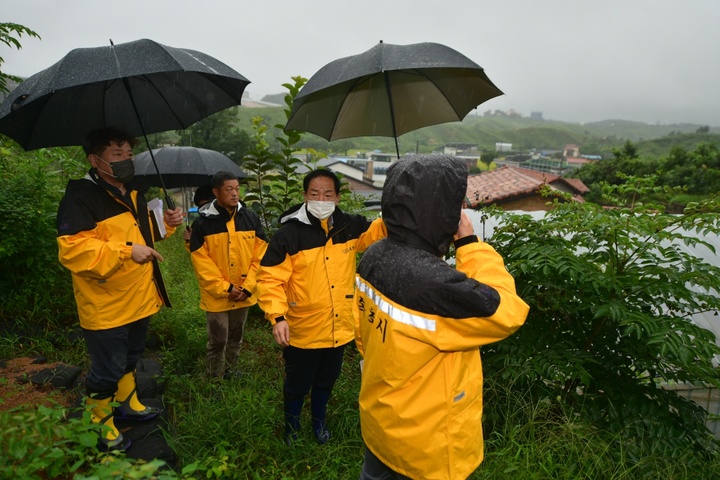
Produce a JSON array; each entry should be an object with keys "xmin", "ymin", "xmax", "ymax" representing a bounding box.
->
[{"xmin": 164, "ymin": 193, "xmax": 176, "ymax": 210}]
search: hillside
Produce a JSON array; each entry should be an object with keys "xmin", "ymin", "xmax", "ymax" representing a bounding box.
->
[
  {"xmin": 634, "ymin": 132, "xmax": 720, "ymax": 158},
  {"xmin": 236, "ymin": 105, "xmax": 717, "ymax": 157},
  {"xmin": 3, "ymin": 75, "xmax": 715, "ymax": 158}
]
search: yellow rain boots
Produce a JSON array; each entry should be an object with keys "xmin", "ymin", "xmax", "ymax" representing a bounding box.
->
[
  {"xmin": 115, "ymin": 370, "xmax": 160, "ymax": 421},
  {"xmin": 86, "ymin": 396, "xmax": 131, "ymax": 451}
]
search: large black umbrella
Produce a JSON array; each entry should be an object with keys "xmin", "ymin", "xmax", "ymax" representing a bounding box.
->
[
  {"xmin": 285, "ymin": 41, "xmax": 503, "ymax": 157},
  {"xmin": 0, "ymin": 38, "xmax": 250, "ymax": 208},
  {"xmin": 134, "ymin": 146, "xmax": 245, "ymax": 189}
]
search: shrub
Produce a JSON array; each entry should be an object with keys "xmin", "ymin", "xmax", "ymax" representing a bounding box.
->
[
  {"xmin": 0, "ymin": 140, "xmax": 85, "ymax": 332},
  {"xmin": 0, "ymin": 404, "xmax": 171, "ymax": 479},
  {"xmin": 483, "ymin": 175, "xmax": 720, "ymax": 462}
]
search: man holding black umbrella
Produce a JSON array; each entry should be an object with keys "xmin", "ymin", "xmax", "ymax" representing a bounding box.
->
[{"xmin": 57, "ymin": 127, "xmax": 183, "ymax": 451}]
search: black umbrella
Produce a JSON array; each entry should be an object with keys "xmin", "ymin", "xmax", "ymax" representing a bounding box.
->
[
  {"xmin": 134, "ymin": 146, "xmax": 245, "ymax": 189},
  {"xmin": 0, "ymin": 38, "xmax": 250, "ymax": 208},
  {"xmin": 285, "ymin": 41, "xmax": 503, "ymax": 158}
]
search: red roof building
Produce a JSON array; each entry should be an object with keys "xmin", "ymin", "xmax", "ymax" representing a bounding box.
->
[{"xmin": 465, "ymin": 166, "xmax": 589, "ymax": 211}]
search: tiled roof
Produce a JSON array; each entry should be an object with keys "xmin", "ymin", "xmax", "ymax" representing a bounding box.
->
[
  {"xmin": 562, "ymin": 177, "xmax": 590, "ymax": 194},
  {"xmin": 345, "ymin": 176, "xmax": 381, "ymax": 191},
  {"xmin": 465, "ymin": 166, "xmax": 588, "ymax": 208},
  {"xmin": 566, "ymin": 157, "xmax": 593, "ymax": 164}
]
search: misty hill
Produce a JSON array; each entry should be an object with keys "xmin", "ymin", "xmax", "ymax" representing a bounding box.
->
[
  {"xmin": 633, "ymin": 131, "xmax": 720, "ymax": 158},
  {"xmin": 238, "ymin": 104, "xmax": 718, "ymax": 157},
  {"xmin": 2, "ymin": 76, "xmax": 714, "ymax": 157}
]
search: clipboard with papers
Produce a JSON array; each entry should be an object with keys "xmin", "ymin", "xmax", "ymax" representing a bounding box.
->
[{"xmin": 146, "ymin": 198, "xmax": 167, "ymax": 239}]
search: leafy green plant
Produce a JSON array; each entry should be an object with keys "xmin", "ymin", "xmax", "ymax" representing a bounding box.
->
[
  {"xmin": 241, "ymin": 115, "xmax": 286, "ymax": 233},
  {"xmin": 0, "ymin": 22, "xmax": 40, "ymax": 94},
  {"xmin": 0, "ymin": 403, "xmax": 172, "ymax": 479},
  {"xmin": 483, "ymin": 174, "xmax": 720, "ymax": 462},
  {"xmin": 273, "ymin": 76, "xmax": 315, "ymax": 211},
  {"xmin": 0, "ymin": 139, "xmax": 83, "ymax": 330},
  {"xmin": 575, "ymin": 141, "xmax": 720, "ymax": 205},
  {"xmin": 242, "ymin": 77, "xmax": 310, "ymax": 236}
]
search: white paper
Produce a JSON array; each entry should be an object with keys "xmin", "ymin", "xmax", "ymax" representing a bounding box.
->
[{"xmin": 147, "ymin": 198, "xmax": 167, "ymax": 239}]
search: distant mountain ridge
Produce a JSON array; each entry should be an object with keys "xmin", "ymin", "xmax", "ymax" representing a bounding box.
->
[
  {"xmin": 240, "ymin": 104, "xmax": 718, "ymax": 156},
  {"xmin": 2, "ymin": 78, "xmax": 715, "ymax": 157}
]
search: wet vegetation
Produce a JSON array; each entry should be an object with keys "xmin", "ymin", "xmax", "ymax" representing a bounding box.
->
[{"xmin": 2, "ymin": 22, "xmax": 720, "ymax": 479}]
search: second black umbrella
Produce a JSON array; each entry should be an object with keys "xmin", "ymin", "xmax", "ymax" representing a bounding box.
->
[
  {"xmin": 285, "ymin": 41, "xmax": 503, "ymax": 157},
  {"xmin": 134, "ymin": 146, "xmax": 245, "ymax": 189}
]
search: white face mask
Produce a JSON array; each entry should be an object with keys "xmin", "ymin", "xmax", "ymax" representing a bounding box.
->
[{"xmin": 306, "ymin": 200, "xmax": 336, "ymax": 220}]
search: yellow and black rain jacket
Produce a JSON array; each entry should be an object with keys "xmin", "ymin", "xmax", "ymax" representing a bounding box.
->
[
  {"xmin": 257, "ymin": 203, "xmax": 385, "ymax": 349},
  {"xmin": 57, "ymin": 171, "xmax": 176, "ymax": 331},
  {"xmin": 189, "ymin": 200, "xmax": 268, "ymax": 312},
  {"xmin": 354, "ymin": 155, "xmax": 530, "ymax": 480}
]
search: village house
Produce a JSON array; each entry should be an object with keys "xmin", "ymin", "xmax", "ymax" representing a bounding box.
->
[{"xmin": 465, "ymin": 165, "xmax": 589, "ymax": 211}]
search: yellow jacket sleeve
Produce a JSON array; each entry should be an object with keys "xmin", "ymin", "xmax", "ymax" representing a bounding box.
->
[
  {"xmin": 357, "ymin": 218, "xmax": 387, "ymax": 252},
  {"xmin": 58, "ymin": 228, "xmax": 134, "ymax": 280},
  {"xmin": 191, "ymin": 242, "xmax": 232, "ymax": 299},
  {"xmin": 257, "ymin": 254, "xmax": 294, "ymax": 324}
]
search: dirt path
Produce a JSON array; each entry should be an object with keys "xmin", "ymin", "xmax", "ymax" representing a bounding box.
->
[{"xmin": 0, "ymin": 357, "xmax": 79, "ymax": 413}]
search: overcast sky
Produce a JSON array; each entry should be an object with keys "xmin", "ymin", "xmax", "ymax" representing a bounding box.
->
[{"xmin": 3, "ymin": 0, "xmax": 719, "ymax": 126}]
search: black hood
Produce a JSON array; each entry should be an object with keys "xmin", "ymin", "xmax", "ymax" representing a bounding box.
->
[{"xmin": 381, "ymin": 154, "xmax": 467, "ymax": 257}]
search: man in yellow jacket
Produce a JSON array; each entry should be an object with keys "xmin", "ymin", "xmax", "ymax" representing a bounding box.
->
[
  {"xmin": 57, "ymin": 127, "xmax": 184, "ymax": 451},
  {"xmin": 257, "ymin": 169, "xmax": 386, "ymax": 445},
  {"xmin": 355, "ymin": 155, "xmax": 530, "ymax": 480},
  {"xmin": 189, "ymin": 171, "xmax": 268, "ymax": 379}
]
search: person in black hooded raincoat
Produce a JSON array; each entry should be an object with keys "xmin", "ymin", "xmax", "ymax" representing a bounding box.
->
[{"xmin": 354, "ymin": 154, "xmax": 530, "ymax": 480}]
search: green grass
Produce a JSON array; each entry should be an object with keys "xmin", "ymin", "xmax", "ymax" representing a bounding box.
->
[{"xmin": 3, "ymin": 231, "xmax": 720, "ymax": 478}]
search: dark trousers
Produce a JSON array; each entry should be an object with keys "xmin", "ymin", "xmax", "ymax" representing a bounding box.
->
[
  {"xmin": 359, "ymin": 448, "xmax": 412, "ymax": 480},
  {"xmin": 282, "ymin": 344, "xmax": 346, "ymax": 433},
  {"xmin": 83, "ymin": 317, "xmax": 150, "ymax": 399}
]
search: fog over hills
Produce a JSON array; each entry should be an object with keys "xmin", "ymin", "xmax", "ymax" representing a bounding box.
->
[{"xmin": 3, "ymin": 1, "xmax": 719, "ymax": 128}]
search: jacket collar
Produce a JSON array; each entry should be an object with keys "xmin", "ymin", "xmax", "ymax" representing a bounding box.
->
[
  {"xmin": 86, "ymin": 168, "xmax": 136, "ymax": 210},
  {"xmin": 200, "ymin": 199, "xmax": 243, "ymax": 219}
]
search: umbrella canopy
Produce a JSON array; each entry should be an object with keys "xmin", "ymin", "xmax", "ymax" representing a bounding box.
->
[
  {"xmin": 285, "ymin": 41, "xmax": 503, "ymax": 157},
  {"xmin": 0, "ymin": 38, "xmax": 250, "ymax": 151},
  {"xmin": 134, "ymin": 146, "xmax": 245, "ymax": 189}
]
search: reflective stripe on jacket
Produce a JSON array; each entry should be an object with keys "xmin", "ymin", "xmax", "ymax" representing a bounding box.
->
[
  {"xmin": 189, "ymin": 200, "xmax": 268, "ymax": 312},
  {"xmin": 56, "ymin": 173, "xmax": 176, "ymax": 330},
  {"xmin": 258, "ymin": 203, "xmax": 386, "ymax": 349},
  {"xmin": 355, "ymin": 239, "xmax": 529, "ymax": 480}
]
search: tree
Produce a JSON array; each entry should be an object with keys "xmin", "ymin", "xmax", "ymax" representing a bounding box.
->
[
  {"xmin": 177, "ymin": 107, "xmax": 252, "ymax": 163},
  {"xmin": 611, "ymin": 140, "xmax": 640, "ymax": 161},
  {"xmin": 242, "ymin": 76, "xmax": 361, "ymax": 237},
  {"xmin": 0, "ymin": 22, "xmax": 40, "ymax": 94},
  {"xmin": 242, "ymin": 77, "xmax": 308, "ymax": 235},
  {"xmin": 574, "ymin": 146, "xmax": 661, "ymax": 204},
  {"xmin": 483, "ymin": 176, "xmax": 720, "ymax": 462},
  {"xmin": 661, "ymin": 143, "xmax": 720, "ymax": 195}
]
